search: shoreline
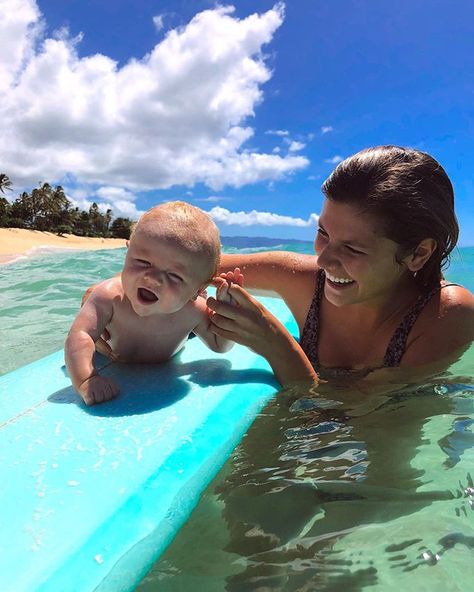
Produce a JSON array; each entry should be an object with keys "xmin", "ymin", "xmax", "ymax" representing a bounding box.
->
[{"xmin": 0, "ymin": 228, "xmax": 127, "ymax": 265}]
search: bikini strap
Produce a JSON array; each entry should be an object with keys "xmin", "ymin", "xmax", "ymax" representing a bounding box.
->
[
  {"xmin": 383, "ymin": 282, "xmax": 459, "ymax": 367},
  {"xmin": 300, "ymin": 268, "xmax": 326, "ymax": 370}
]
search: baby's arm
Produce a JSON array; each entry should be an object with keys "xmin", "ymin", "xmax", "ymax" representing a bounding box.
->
[
  {"xmin": 193, "ymin": 268, "xmax": 244, "ymax": 353},
  {"xmin": 65, "ymin": 285, "xmax": 119, "ymax": 405}
]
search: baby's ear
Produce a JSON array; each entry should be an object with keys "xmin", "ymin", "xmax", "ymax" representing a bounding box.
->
[
  {"xmin": 126, "ymin": 240, "xmax": 130, "ymax": 248},
  {"xmin": 192, "ymin": 283, "xmax": 209, "ymax": 301},
  {"xmin": 198, "ymin": 285, "xmax": 209, "ymax": 298}
]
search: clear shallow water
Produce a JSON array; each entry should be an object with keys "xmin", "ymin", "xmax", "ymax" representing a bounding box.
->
[{"xmin": 1, "ymin": 243, "xmax": 473, "ymax": 591}]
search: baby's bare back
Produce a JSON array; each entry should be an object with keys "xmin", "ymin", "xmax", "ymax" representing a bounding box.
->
[{"xmin": 104, "ymin": 281, "xmax": 204, "ymax": 363}]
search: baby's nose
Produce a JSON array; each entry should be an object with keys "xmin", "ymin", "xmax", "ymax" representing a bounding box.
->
[{"xmin": 144, "ymin": 269, "xmax": 163, "ymax": 286}]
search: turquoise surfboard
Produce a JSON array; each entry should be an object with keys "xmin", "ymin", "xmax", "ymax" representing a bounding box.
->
[{"xmin": 0, "ymin": 296, "xmax": 295, "ymax": 592}]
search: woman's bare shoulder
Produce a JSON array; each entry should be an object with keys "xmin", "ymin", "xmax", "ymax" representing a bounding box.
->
[
  {"xmin": 440, "ymin": 284, "xmax": 474, "ymax": 332},
  {"xmin": 441, "ymin": 283, "xmax": 474, "ymax": 306},
  {"xmin": 403, "ymin": 284, "xmax": 474, "ymax": 366},
  {"xmin": 415, "ymin": 283, "xmax": 473, "ymax": 325}
]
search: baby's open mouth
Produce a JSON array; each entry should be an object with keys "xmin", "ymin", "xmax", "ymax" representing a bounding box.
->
[{"xmin": 137, "ymin": 288, "xmax": 158, "ymax": 303}]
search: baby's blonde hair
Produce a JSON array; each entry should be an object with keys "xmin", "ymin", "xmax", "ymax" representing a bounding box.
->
[{"xmin": 133, "ymin": 201, "xmax": 220, "ymax": 279}]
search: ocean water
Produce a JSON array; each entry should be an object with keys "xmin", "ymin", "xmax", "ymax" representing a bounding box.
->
[
  {"xmin": 1, "ymin": 242, "xmax": 474, "ymax": 591},
  {"xmin": 0, "ymin": 241, "xmax": 472, "ymax": 376}
]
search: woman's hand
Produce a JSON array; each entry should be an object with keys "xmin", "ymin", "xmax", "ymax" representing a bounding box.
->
[
  {"xmin": 213, "ymin": 267, "xmax": 244, "ymax": 306},
  {"xmin": 207, "ymin": 283, "xmax": 278, "ymax": 354},
  {"xmin": 206, "ymin": 284, "xmax": 318, "ymax": 386}
]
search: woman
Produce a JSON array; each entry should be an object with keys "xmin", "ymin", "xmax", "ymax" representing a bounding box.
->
[{"xmin": 207, "ymin": 145, "xmax": 474, "ymax": 386}]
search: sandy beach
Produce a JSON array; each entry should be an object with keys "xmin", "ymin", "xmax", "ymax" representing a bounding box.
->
[{"xmin": 0, "ymin": 228, "xmax": 127, "ymax": 264}]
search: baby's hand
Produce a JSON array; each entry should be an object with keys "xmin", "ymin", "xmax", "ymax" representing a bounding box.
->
[
  {"xmin": 220, "ymin": 267, "xmax": 244, "ymax": 287},
  {"xmin": 78, "ymin": 374, "xmax": 120, "ymax": 406},
  {"xmin": 215, "ymin": 267, "xmax": 244, "ymax": 305}
]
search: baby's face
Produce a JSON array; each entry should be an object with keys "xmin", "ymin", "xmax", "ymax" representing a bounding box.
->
[{"xmin": 122, "ymin": 230, "xmax": 212, "ymax": 317}]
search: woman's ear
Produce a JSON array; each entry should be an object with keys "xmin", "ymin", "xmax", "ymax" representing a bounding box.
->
[{"xmin": 403, "ymin": 238, "xmax": 437, "ymax": 273}]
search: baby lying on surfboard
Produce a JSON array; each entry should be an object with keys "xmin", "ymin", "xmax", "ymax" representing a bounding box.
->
[{"xmin": 65, "ymin": 201, "xmax": 242, "ymax": 406}]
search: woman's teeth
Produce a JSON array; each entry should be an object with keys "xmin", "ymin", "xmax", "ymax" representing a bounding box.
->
[{"xmin": 326, "ymin": 272, "xmax": 354, "ymax": 284}]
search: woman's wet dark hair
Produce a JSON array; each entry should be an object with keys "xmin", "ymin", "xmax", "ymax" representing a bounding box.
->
[{"xmin": 321, "ymin": 145, "xmax": 459, "ymax": 289}]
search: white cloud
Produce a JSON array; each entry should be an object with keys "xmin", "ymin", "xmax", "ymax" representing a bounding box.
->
[
  {"xmin": 99, "ymin": 200, "xmax": 144, "ymax": 220},
  {"xmin": 321, "ymin": 125, "xmax": 334, "ymax": 135},
  {"xmin": 153, "ymin": 14, "xmax": 165, "ymax": 31},
  {"xmin": 0, "ymin": 1, "xmax": 308, "ymax": 195},
  {"xmin": 196, "ymin": 195, "xmax": 230, "ymax": 203},
  {"xmin": 0, "ymin": 0, "xmax": 42, "ymax": 93},
  {"xmin": 288, "ymin": 140, "xmax": 305, "ymax": 152},
  {"xmin": 95, "ymin": 186, "xmax": 137, "ymax": 204},
  {"xmin": 265, "ymin": 129, "xmax": 289, "ymax": 136},
  {"xmin": 208, "ymin": 206, "xmax": 319, "ymax": 227},
  {"xmin": 66, "ymin": 185, "xmax": 143, "ymax": 219},
  {"xmin": 324, "ymin": 155, "xmax": 343, "ymax": 164}
]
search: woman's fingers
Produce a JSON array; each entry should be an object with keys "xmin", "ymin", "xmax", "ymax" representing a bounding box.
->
[
  {"xmin": 210, "ymin": 318, "xmax": 253, "ymax": 348},
  {"xmin": 209, "ymin": 311, "xmax": 238, "ymax": 332},
  {"xmin": 216, "ymin": 280, "xmax": 229, "ymax": 300},
  {"xmin": 211, "ymin": 276, "xmax": 226, "ymax": 288},
  {"xmin": 225, "ymin": 283, "xmax": 259, "ymax": 308},
  {"xmin": 207, "ymin": 296, "xmax": 242, "ymax": 320},
  {"xmin": 208, "ymin": 323, "xmax": 237, "ymax": 341}
]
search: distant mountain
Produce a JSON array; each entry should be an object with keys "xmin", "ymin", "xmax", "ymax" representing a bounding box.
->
[{"xmin": 221, "ymin": 235, "xmax": 312, "ymax": 248}]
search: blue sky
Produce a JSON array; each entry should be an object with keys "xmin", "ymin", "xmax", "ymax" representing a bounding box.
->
[{"xmin": 1, "ymin": 0, "xmax": 473, "ymax": 244}]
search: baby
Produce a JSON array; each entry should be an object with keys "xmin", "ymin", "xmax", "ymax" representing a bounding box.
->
[{"xmin": 65, "ymin": 201, "xmax": 241, "ymax": 406}]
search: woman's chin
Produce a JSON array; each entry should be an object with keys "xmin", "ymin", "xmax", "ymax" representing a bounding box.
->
[{"xmin": 324, "ymin": 279, "xmax": 357, "ymax": 305}]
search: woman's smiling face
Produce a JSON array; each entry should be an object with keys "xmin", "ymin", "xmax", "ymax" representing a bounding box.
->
[{"xmin": 314, "ymin": 199, "xmax": 411, "ymax": 308}]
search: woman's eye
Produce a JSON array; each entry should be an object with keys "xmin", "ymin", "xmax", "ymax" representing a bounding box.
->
[{"xmin": 345, "ymin": 245, "xmax": 365, "ymax": 255}]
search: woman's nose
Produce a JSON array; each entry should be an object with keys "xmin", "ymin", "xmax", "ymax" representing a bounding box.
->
[{"xmin": 316, "ymin": 243, "xmax": 337, "ymax": 268}]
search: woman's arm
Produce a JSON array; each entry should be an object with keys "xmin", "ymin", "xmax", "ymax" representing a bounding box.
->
[
  {"xmin": 218, "ymin": 251, "xmax": 317, "ymax": 294},
  {"xmin": 218, "ymin": 252, "xmax": 318, "ymax": 331},
  {"xmin": 207, "ymin": 283, "xmax": 318, "ymax": 387}
]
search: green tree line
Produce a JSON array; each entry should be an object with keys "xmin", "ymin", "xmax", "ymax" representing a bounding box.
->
[{"xmin": 0, "ymin": 174, "xmax": 134, "ymax": 239}]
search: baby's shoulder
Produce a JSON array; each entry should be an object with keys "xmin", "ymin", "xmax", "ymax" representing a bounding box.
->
[{"xmin": 89, "ymin": 276, "xmax": 124, "ymax": 305}]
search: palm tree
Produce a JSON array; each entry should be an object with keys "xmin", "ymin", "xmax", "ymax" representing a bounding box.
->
[
  {"xmin": 0, "ymin": 174, "xmax": 12, "ymax": 194},
  {"xmin": 110, "ymin": 217, "xmax": 134, "ymax": 239}
]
